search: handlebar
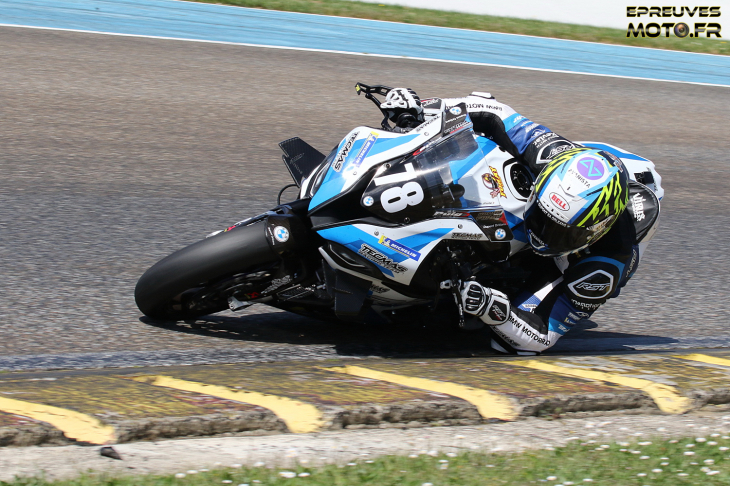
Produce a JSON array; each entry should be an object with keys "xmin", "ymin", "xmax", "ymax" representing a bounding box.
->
[{"xmin": 355, "ymin": 82, "xmax": 394, "ymax": 131}]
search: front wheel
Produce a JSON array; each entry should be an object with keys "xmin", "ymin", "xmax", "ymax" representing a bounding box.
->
[{"xmin": 135, "ymin": 221, "xmax": 282, "ymax": 320}]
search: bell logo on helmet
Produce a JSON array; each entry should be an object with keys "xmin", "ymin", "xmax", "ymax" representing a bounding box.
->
[{"xmin": 549, "ymin": 192, "xmax": 570, "ymax": 211}]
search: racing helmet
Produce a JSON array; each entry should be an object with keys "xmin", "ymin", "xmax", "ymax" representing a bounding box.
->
[{"xmin": 523, "ymin": 147, "xmax": 629, "ymax": 257}]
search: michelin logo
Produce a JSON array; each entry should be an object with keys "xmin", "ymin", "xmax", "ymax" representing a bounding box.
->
[{"xmin": 378, "ymin": 235, "xmax": 421, "ymax": 261}]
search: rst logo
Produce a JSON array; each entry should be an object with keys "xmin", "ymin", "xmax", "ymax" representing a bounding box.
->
[
  {"xmin": 550, "ymin": 192, "xmax": 570, "ymax": 211},
  {"xmin": 568, "ymin": 270, "xmax": 614, "ymax": 300}
]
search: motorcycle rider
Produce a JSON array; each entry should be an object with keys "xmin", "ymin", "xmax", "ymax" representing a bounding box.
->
[{"xmin": 379, "ymin": 88, "xmax": 660, "ymax": 355}]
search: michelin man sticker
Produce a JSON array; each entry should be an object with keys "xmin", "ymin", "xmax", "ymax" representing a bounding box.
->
[{"xmin": 274, "ymin": 226, "xmax": 290, "ymax": 243}]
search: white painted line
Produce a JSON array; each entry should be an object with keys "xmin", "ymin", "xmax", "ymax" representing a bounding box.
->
[{"xmin": 1, "ymin": 23, "xmax": 727, "ymax": 88}]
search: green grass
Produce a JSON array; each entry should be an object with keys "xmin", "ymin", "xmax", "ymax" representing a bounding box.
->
[
  {"xmin": 187, "ymin": 0, "xmax": 729, "ymax": 55},
  {"xmin": 6, "ymin": 435, "xmax": 730, "ymax": 485}
]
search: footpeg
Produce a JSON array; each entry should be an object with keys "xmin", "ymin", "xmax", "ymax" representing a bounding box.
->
[{"xmin": 228, "ymin": 295, "xmax": 253, "ymax": 312}]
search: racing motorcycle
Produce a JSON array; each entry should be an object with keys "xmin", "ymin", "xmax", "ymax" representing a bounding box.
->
[{"xmin": 135, "ymin": 83, "xmax": 662, "ymax": 328}]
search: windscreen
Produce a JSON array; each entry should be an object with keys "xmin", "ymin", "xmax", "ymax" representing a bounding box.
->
[{"xmin": 361, "ymin": 129, "xmax": 487, "ymax": 224}]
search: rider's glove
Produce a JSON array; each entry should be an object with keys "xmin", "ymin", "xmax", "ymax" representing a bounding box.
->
[
  {"xmin": 380, "ymin": 88, "xmax": 424, "ymax": 126},
  {"xmin": 461, "ymin": 281, "xmax": 511, "ymax": 326}
]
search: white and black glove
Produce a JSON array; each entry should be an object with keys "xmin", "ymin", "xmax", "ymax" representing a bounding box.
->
[
  {"xmin": 380, "ymin": 88, "xmax": 424, "ymax": 127},
  {"xmin": 461, "ymin": 281, "xmax": 511, "ymax": 326}
]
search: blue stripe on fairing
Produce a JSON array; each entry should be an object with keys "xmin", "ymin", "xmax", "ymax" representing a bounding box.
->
[
  {"xmin": 399, "ymin": 228, "xmax": 453, "ymax": 250},
  {"xmin": 368, "ymin": 134, "xmax": 419, "ymax": 158},
  {"xmin": 3, "ymin": 0, "xmax": 729, "ymax": 86},
  {"xmin": 318, "ymin": 225, "xmax": 395, "ymax": 277},
  {"xmin": 317, "ymin": 225, "xmax": 453, "ymax": 275},
  {"xmin": 582, "ymin": 143, "xmax": 649, "ymax": 161},
  {"xmin": 308, "ymin": 138, "xmax": 366, "ymax": 210},
  {"xmin": 308, "ymin": 132, "xmax": 419, "ymax": 211}
]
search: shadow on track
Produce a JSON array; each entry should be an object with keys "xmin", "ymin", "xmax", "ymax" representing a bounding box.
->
[{"xmin": 140, "ymin": 309, "xmax": 680, "ymax": 357}]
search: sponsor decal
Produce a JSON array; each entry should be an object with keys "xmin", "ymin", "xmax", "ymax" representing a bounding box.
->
[
  {"xmin": 575, "ymin": 311, "xmax": 590, "ymax": 318},
  {"xmin": 539, "ymin": 201, "xmax": 569, "ymax": 227},
  {"xmin": 333, "ymin": 132, "xmax": 358, "ymax": 172},
  {"xmin": 488, "ymin": 302, "xmax": 508, "ymax": 322},
  {"xmin": 568, "ymin": 270, "xmax": 614, "ymax": 299},
  {"xmin": 449, "ymin": 106, "xmax": 462, "ymax": 115},
  {"xmin": 632, "ymin": 192, "xmax": 646, "ymax": 221},
  {"xmin": 628, "ymin": 248, "xmax": 639, "ymax": 274},
  {"xmin": 576, "ymin": 155, "xmax": 606, "ymax": 180},
  {"xmin": 273, "ymin": 226, "xmax": 290, "ymax": 242},
  {"xmin": 494, "ymin": 228, "xmax": 507, "ymax": 240},
  {"xmin": 421, "ymin": 98, "xmax": 442, "ymax": 108},
  {"xmin": 558, "ymin": 323, "xmax": 570, "ymax": 333},
  {"xmin": 535, "ymin": 132, "xmax": 559, "ymax": 145},
  {"xmin": 474, "ymin": 210, "xmax": 504, "ymax": 221},
  {"xmin": 362, "ymin": 196, "xmax": 374, "ymax": 207},
  {"xmin": 358, "ymin": 244, "xmax": 408, "ymax": 273},
  {"xmin": 370, "ymin": 285, "xmax": 390, "ymax": 294},
  {"xmin": 451, "ymin": 232, "xmax": 484, "ymax": 240},
  {"xmin": 351, "ymin": 132, "xmax": 378, "ymax": 170},
  {"xmin": 586, "ymin": 214, "xmax": 614, "ymax": 233},
  {"xmin": 507, "ymin": 314, "xmax": 551, "ymax": 345},
  {"xmin": 522, "ymin": 303, "xmax": 538, "ymax": 311},
  {"xmin": 627, "ymin": 6, "xmax": 721, "ymax": 38},
  {"xmin": 485, "ymin": 167, "xmax": 506, "ymax": 197},
  {"xmin": 482, "ymin": 171, "xmax": 502, "ymax": 198},
  {"xmin": 434, "ymin": 210, "xmax": 471, "ymax": 218},
  {"xmin": 550, "ymin": 192, "xmax": 570, "ymax": 211},
  {"xmin": 378, "ymin": 235, "xmax": 421, "ymax": 261},
  {"xmin": 466, "ymin": 103, "xmax": 504, "ymax": 111},
  {"xmin": 571, "ymin": 299, "xmax": 602, "ymax": 311},
  {"xmin": 538, "ymin": 142, "xmax": 577, "ymax": 164},
  {"xmin": 528, "ymin": 230, "xmax": 548, "ymax": 250},
  {"xmin": 491, "ymin": 325, "xmax": 521, "ymax": 348},
  {"xmin": 413, "ymin": 116, "xmax": 438, "ymax": 133},
  {"xmin": 262, "ymin": 275, "xmax": 293, "ymax": 294},
  {"xmin": 446, "ymin": 119, "xmax": 472, "ymax": 134}
]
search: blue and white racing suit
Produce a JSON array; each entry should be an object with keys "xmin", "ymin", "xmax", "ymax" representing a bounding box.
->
[{"xmin": 436, "ymin": 92, "xmax": 661, "ymax": 355}]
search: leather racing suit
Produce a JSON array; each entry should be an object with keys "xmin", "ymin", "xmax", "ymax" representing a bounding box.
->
[{"xmin": 424, "ymin": 92, "xmax": 661, "ymax": 355}]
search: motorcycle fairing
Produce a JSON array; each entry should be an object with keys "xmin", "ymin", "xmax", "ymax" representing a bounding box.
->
[
  {"xmin": 317, "ymin": 219, "xmax": 486, "ymax": 285},
  {"xmin": 308, "ymin": 116, "xmax": 443, "ymax": 212}
]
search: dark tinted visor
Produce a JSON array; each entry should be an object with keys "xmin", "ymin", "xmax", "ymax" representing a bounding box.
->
[{"xmin": 523, "ymin": 202, "xmax": 593, "ymax": 256}]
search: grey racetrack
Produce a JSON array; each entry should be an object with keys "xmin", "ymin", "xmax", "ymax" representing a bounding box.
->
[{"xmin": 1, "ymin": 26, "xmax": 728, "ymax": 368}]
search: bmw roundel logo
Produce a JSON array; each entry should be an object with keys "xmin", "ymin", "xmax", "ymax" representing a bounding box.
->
[
  {"xmin": 273, "ymin": 226, "xmax": 289, "ymax": 243},
  {"xmin": 494, "ymin": 229, "xmax": 507, "ymax": 240},
  {"xmin": 449, "ymin": 107, "xmax": 462, "ymax": 115},
  {"xmin": 362, "ymin": 196, "xmax": 374, "ymax": 207}
]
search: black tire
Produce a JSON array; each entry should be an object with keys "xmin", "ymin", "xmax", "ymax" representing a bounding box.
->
[{"xmin": 135, "ymin": 221, "xmax": 279, "ymax": 319}]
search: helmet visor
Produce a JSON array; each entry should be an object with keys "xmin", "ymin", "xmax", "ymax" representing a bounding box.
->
[{"xmin": 523, "ymin": 201, "xmax": 593, "ymax": 257}]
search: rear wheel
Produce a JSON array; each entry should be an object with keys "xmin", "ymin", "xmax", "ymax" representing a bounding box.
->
[{"xmin": 135, "ymin": 221, "xmax": 281, "ymax": 320}]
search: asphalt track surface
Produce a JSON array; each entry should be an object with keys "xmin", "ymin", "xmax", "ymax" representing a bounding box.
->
[{"xmin": 1, "ymin": 26, "xmax": 729, "ymax": 369}]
